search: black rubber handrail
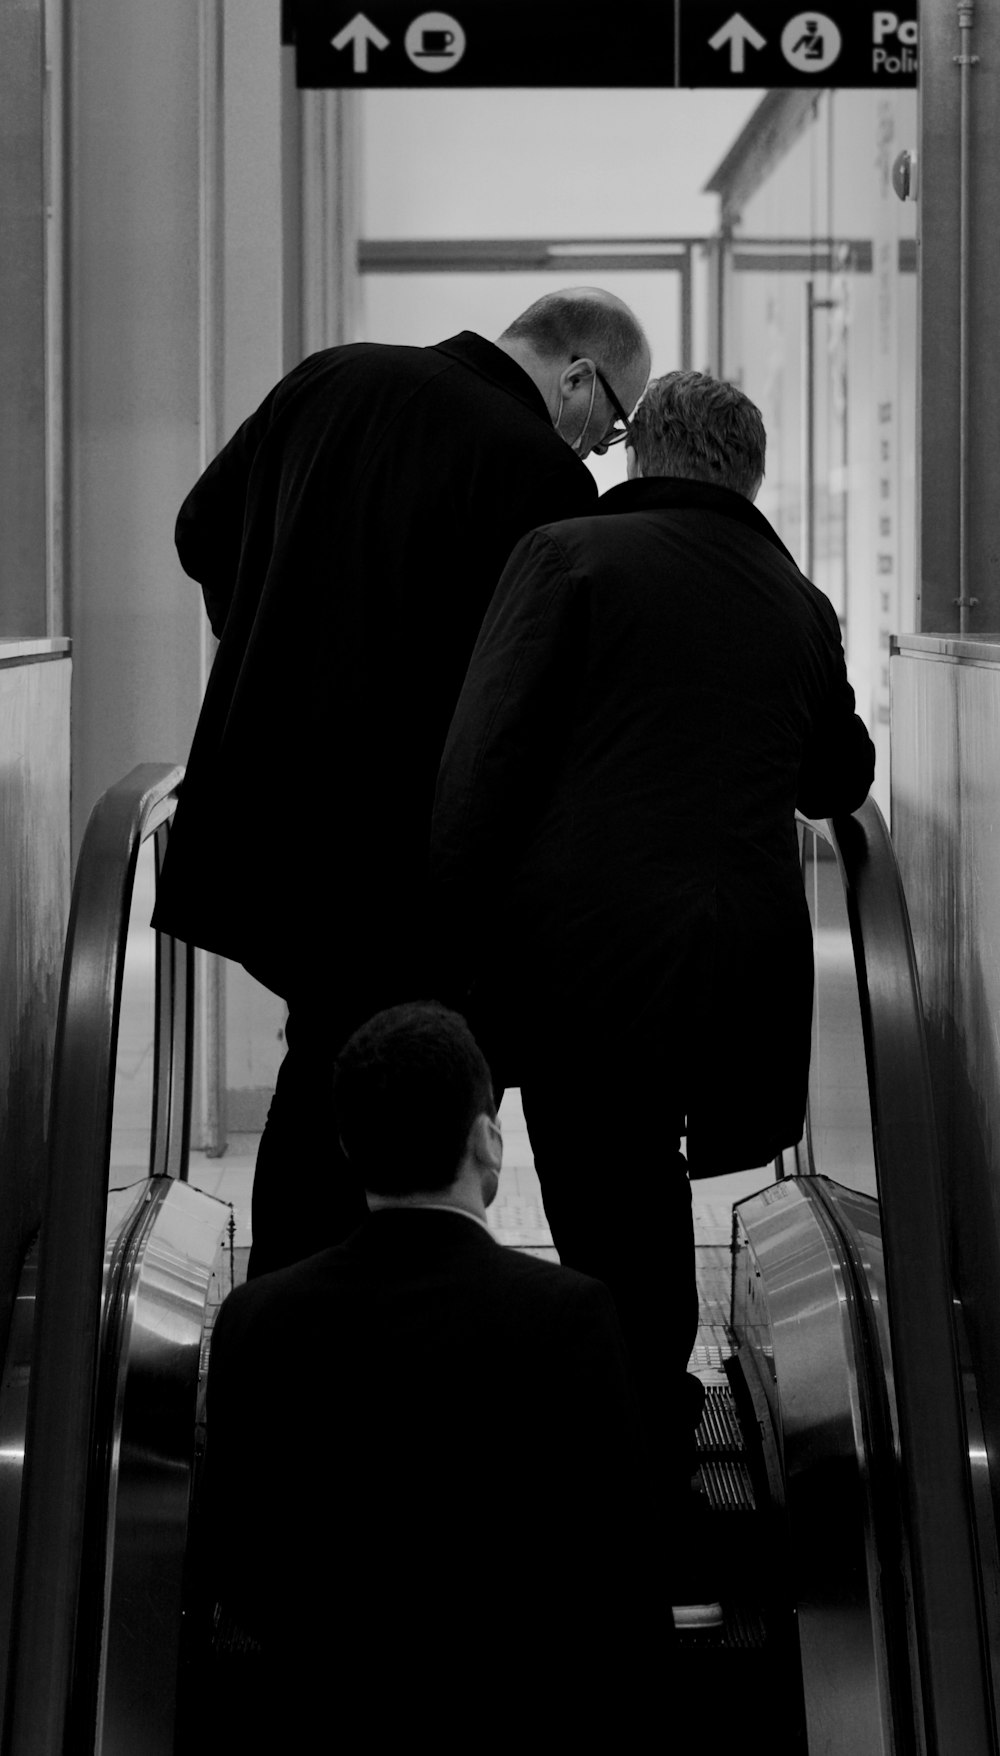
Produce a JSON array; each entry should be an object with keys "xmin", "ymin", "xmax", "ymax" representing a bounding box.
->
[
  {"xmin": 800, "ymin": 799, "xmax": 996, "ymax": 1754},
  {"xmin": 3, "ymin": 764, "xmax": 191, "ymax": 1756}
]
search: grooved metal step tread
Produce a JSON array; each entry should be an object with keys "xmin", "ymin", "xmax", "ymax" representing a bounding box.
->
[
  {"xmin": 697, "ymin": 1457, "xmax": 757, "ymax": 1513},
  {"xmin": 695, "ymin": 1386, "xmax": 745, "ymax": 1456},
  {"xmin": 676, "ymin": 1601, "xmax": 769, "ymax": 1650}
]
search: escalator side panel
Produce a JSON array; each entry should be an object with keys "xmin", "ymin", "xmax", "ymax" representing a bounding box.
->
[
  {"xmin": 733, "ymin": 1178, "xmax": 897, "ymax": 1756},
  {"xmin": 0, "ymin": 1251, "xmax": 36, "ymax": 1740},
  {"xmin": 93, "ymin": 1180, "xmax": 229, "ymax": 1756}
]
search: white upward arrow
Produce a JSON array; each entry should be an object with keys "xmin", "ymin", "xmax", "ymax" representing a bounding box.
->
[
  {"xmin": 331, "ymin": 12, "xmax": 390, "ymax": 75},
  {"xmin": 708, "ymin": 13, "xmax": 767, "ymax": 74}
]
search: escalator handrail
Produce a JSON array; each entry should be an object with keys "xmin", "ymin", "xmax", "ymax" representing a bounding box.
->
[
  {"xmin": 3, "ymin": 763, "xmax": 185, "ymax": 1756},
  {"xmin": 800, "ymin": 799, "xmax": 996, "ymax": 1753}
]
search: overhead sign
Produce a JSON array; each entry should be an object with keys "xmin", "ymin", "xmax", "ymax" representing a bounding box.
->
[{"xmin": 290, "ymin": 2, "xmax": 918, "ymax": 88}]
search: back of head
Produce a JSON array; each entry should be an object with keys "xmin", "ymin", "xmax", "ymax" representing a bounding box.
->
[
  {"xmin": 333, "ymin": 1001, "xmax": 495, "ymax": 1197},
  {"xmin": 628, "ymin": 370, "xmax": 766, "ymax": 499},
  {"xmin": 499, "ymin": 287, "xmax": 650, "ymax": 386}
]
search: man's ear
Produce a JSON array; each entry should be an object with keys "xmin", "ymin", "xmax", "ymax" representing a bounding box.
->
[
  {"xmin": 468, "ymin": 1112, "xmax": 502, "ymax": 1174},
  {"xmin": 559, "ymin": 357, "xmax": 595, "ymax": 398}
]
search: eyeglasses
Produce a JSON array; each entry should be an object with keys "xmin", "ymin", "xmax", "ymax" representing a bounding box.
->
[{"xmin": 593, "ymin": 366, "xmax": 632, "ymax": 448}]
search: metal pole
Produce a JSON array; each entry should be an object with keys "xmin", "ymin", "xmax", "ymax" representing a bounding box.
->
[
  {"xmin": 195, "ymin": 0, "xmax": 228, "ymax": 1159},
  {"xmin": 955, "ymin": 1, "xmax": 978, "ymax": 634},
  {"xmin": 804, "ymin": 280, "xmax": 815, "ymax": 579}
]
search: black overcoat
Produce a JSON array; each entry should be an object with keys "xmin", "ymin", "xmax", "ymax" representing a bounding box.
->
[
  {"xmin": 431, "ymin": 478, "xmax": 876, "ymax": 1173},
  {"xmin": 198, "ymin": 1209, "xmax": 664, "ymax": 1743},
  {"xmin": 152, "ymin": 333, "xmax": 596, "ymax": 1007}
]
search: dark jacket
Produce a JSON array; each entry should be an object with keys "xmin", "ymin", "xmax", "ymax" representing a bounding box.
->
[
  {"xmin": 200, "ymin": 1209, "xmax": 663, "ymax": 1743},
  {"xmin": 430, "ymin": 477, "xmax": 876, "ymax": 1172},
  {"xmin": 152, "ymin": 333, "xmax": 596, "ymax": 1006}
]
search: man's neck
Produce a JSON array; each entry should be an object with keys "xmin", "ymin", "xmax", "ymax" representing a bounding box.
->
[{"xmin": 367, "ymin": 1180, "xmax": 488, "ymax": 1228}]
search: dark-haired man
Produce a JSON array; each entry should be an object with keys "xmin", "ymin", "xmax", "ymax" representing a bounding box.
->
[
  {"xmin": 153, "ymin": 288, "xmax": 650, "ymax": 1279},
  {"xmin": 199, "ymin": 1001, "xmax": 666, "ymax": 1746},
  {"xmin": 431, "ymin": 369, "xmax": 876, "ymax": 1486}
]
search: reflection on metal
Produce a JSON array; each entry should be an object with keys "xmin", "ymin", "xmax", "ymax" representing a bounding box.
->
[
  {"xmin": 4, "ymin": 765, "xmax": 194, "ymax": 1756},
  {"xmin": 733, "ymin": 1177, "xmax": 900, "ymax": 1754},
  {"xmin": 952, "ymin": 1298, "xmax": 1000, "ymax": 1732},
  {"xmin": 91, "ymin": 1178, "xmax": 228, "ymax": 1755},
  {"xmin": 803, "ymin": 280, "xmax": 842, "ymax": 604},
  {"xmin": 800, "ymin": 832, "xmax": 878, "ymax": 1196},
  {"xmin": 150, "ymin": 825, "xmax": 194, "ymax": 1180},
  {"xmin": 0, "ymin": 643, "xmax": 71, "ymax": 1380},
  {"xmin": 892, "ymin": 634, "xmax": 1000, "ymax": 1734},
  {"xmin": 0, "ymin": 1247, "xmax": 36, "ymax": 1738},
  {"xmin": 787, "ymin": 801, "xmax": 997, "ymax": 1753}
]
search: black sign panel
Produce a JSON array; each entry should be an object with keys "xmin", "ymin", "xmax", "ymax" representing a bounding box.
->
[
  {"xmin": 293, "ymin": 1, "xmax": 676, "ymax": 88},
  {"xmin": 291, "ymin": 2, "xmax": 918, "ymax": 89},
  {"xmin": 679, "ymin": 3, "xmax": 918, "ymax": 88}
]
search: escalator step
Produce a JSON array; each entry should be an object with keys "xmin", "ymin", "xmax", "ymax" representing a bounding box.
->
[
  {"xmin": 695, "ymin": 1386, "xmax": 745, "ymax": 1456},
  {"xmin": 698, "ymin": 1457, "xmax": 757, "ymax": 1513},
  {"xmin": 678, "ymin": 1601, "xmax": 769, "ymax": 1650}
]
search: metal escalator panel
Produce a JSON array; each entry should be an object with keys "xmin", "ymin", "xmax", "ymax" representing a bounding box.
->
[
  {"xmin": 0, "ymin": 1185, "xmax": 151, "ymax": 1741},
  {"xmin": 3, "ymin": 764, "xmax": 198, "ymax": 1756},
  {"xmin": 733, "ymin": 1176, "xmax": 906, "ymax": 1756},
  {"xmin": 0, "ymin": 1248, "xmax": 36, "ymax": 1742},
  {"xmin": 88, "ymin": 1177, "xmax": 228, "ymax": 1756},
  {"xmin": 780, "ymin": 802, "xmax": 998, "ymax": 1753}
]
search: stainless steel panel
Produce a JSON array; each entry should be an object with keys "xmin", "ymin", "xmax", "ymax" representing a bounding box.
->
[
  {"xmin": 894, "ymin": 633, "xmax": 1000, "ymax": 667},
  {"xmin": 734, "ymin": 1178, "xmax": 895, "ymax": 1755},
  {"xmin": 0, "ymin": 0, "xmax": 47, "ymax": 637},
  {"xmin": 0, "ymin": 1184, "xmax": 145, "ymax": 1736},
  {"xmin": 95, "ymin": 1177, "xmax": 229, "ymax": 1756},
  {"xmin": 0, "ymin": 647, "xmax": 71, "ymax": 1371},
  {"xmin": 918, "ymin": 0, "xmax": 1000, "ymax": 632},
  {"xmin": 0, "ymin": 1246, "xmax": 36, "ymax": 1736},
  {"xmin": 802, "ymin": 837, "xmax": 879, "ymax": 1198},
  {"xmin": 891, "ymin": 647, "xmax": 1000, "ymax": 1522}
]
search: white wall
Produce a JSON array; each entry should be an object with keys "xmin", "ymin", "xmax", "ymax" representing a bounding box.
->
[{"xmin": 362, "ymin": 89, "xmax": 763, "ymax": 237}]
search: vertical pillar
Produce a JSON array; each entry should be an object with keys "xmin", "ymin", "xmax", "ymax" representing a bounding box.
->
[
  {"xmin": 918, "ymin": 0, "xmax": 1000, "ymax": 629},
  {"xmin": 0, "ymin": 0, "xmax": 47, "ymax": 635}
]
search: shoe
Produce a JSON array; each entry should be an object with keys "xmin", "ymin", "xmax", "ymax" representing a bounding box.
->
[{"xmin": 671, "ymin": 1599, "xmax": 724, "ymax": 1631}]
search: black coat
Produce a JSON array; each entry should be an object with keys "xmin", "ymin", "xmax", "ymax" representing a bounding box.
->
[
  {"xmin": 431, "ymin": 478, "xmax": 876, "ymax": 1172},
  {"xmin": 199, "ymin": 1209, "xmax": 664, "ymax": 1744},
  {"xmin": 152, "ymin": 333, "xmax": 596, "ymax": 1007}
]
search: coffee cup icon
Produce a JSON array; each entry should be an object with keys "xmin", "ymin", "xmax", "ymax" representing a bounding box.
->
[{"xmin": 405, "ymin": 14, "xmax": 466, "ymax": 70}]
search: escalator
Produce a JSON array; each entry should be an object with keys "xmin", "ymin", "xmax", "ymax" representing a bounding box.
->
[
  {"xmin": 0, "ymin": 771, "xmax": 997, "ymax": 1752},
  {"xmin": 0, "ymin": 768, "xmax": 230, "ymax": 1756},
  {"xmin": 678, "ymin": 806, "xmax": 1000, "ymax": 1754}
]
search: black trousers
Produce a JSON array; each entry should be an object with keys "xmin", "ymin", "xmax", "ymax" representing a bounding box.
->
[
  {"xmin": 247, "ymin": 1008, "xmax": 369, "ymax": 1279},
  {"xmin": 518, "ymin": 1054, "xmax": 702, "ymax": 1478}
]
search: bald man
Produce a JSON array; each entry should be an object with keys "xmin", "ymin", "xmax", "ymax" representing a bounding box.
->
[{"xmin": 154, "ymin": 289, "xmax": 651, "ymax": 1276}]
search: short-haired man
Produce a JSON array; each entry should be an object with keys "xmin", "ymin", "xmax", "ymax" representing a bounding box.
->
[
  {"xmin": 199, "ymin": 1001, "xmax": 666, "ymax": 1746},
  {"xmin": 430, "ymin": 370, "xmax": 876, "ymax": 1496},
  {"xmin": 153, "ymin": 289, "xmax": 651, "ymax": 1280}
]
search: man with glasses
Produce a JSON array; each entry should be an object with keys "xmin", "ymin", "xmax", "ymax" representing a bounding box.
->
[
  {"xmin": 431, "ymin": 370, "xmax": 875, "ymax": 1611},
  {"xmin": 153, "ymin": 286, "xmax": 650, "ymax": 1278}
]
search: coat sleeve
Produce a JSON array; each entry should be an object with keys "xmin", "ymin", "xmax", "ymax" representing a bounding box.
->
[
  {"xmin": 174, "ymin": 389, "xmax": 279, "ymax": 637},
  {"xmin": 796, "ymin": 599, "xmax": 877, "ymax": 818},
  {"xmin": 430, "ymin": 526, "xmax": 587, "ymax": 998}
]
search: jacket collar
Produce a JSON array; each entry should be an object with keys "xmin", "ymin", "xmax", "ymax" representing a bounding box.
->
[
  {"xmin": 431, "ymin": 331, "xmax": 553, "ymax": 424},
  {"xmin": 342, "ymin": 1205, "xmax": 502, "ymax": 1258},
  {"xmin": 597, "ymin": 476, "xmax": 798, "ymax": 569}
]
